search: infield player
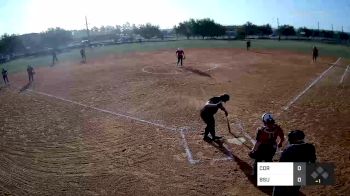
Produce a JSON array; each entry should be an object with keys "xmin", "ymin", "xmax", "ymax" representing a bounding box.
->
[
  {"xmin": 176, "ymin": 48, "xmax": 185, "ymax": 66},
  {"xmin": 200, "ymin": 94, "xmax": 230, "ymax": 142},
  {"xmin": 246, "ymin": 40, "xmax": 251, "ymax": 50},
  {"xmin": 52, "ymin": 50, "xmax": 58, "ymax": 65},
  {"xmin": 27, "ymin": 65, "xmax": 35, "ymax": 82},
  {"xmin": 2, "ymin": 68, "xmax": 9, "ymax": 84},
  {"xmin": 312, "ymin": 46, "xmax": 318, "ymax": 62},
  {"xmin": 249, "ymin": 113, "xmax": 285, "ymax": 176},
  {"xmin": 273, "ymin": 130, "xmax": 316, "ymax": 196}
]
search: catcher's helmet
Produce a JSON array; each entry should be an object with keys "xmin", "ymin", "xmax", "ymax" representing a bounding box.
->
[{"xmin": 262, "ymin": 113, "xmax": 275, "ymax": 124}]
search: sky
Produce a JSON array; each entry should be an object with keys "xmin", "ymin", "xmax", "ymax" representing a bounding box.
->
[{"xmin": 0, "ymin": 0, "xmax": 349, "ymax": 35}]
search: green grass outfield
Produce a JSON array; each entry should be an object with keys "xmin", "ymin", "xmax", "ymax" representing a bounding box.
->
[{"xmin": 2, "ymin": 39, "xmax": 350, "ymax": 73}]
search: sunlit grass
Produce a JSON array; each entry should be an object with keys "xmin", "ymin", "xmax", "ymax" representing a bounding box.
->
[{"xmin": 2, "ymin": 39, "xmax": 350, "ymax": 73}]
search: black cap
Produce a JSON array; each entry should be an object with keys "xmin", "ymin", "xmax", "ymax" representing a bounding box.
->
[
  {"xmin": 220, "ymin": 94, "xmax": 230, "ymax": 102},
  {"xmin": 288, "ymin": 130, "xmax": 305, "ymax": 142}
]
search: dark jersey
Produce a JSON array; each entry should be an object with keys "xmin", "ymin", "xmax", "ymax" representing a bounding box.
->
[
  {"xmin": 280, "ymin": 142, "xmax": 316, "ymax": 163},
  {"xmin": 80, "ymin": 49, "xmax": 85, "ymax": 56},
  {"xmin": 313, "ymin": 48, "xmax": 318, "ymax": 56},
  {"xmin": 2, "ymin": 69, "xmax": 7, "ymax": 76},
  {"xmin": 201, "ymin": 96, "xmax": 224, "ymax": 115},
  {"xmin": 27, "ymin": 66, "xmax": 34, "ymax": 74},
  {"xmin": 176, "ymin": 49, "xmax": 184, "ymax": 57},
  {"xmin": 256, "ymin": 125, "xmax": 284, "ymax": 145}
]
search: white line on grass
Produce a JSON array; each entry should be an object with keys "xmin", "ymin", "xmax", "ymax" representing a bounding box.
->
[
  {"xmin": 340, "ymin": 65, "xmax": 349, "ymax": 84},
  {"xmin": 283, "ymin": 57, "xmax": 342, "ymax": 111}
]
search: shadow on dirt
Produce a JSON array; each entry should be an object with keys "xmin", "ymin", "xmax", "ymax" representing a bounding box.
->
[
  {"xmin": 19, "ymin": 82, "xmax": 31, "ymax": 93},
  {"xmin": 183, "ymin": 67, "xmax": 212, "ymax": 77},
  {"xmin": 206, "ymin": 140, "xmax": 233, "ymax": 157},
  {"xmin": 249, "ymin": 50, "xmax": 273, "ymax": 55}
]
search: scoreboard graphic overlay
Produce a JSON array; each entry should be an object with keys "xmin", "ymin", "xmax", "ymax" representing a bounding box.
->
[{"xmin": 257, "ymin": 162, "xmax": 335, "ymax": 186}]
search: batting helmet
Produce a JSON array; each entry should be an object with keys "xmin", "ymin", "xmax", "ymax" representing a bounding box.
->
[{"xmin": 262, "ymin": 113, "xmax": 275, "ymax": 124}]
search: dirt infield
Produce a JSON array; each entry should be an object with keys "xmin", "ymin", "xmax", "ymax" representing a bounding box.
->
[{"xmin": 1, "ymin": 48, "xmax": 349, "ymax": 195}]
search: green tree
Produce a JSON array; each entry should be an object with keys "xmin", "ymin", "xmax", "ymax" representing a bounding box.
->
[
  {"xmin": 258, "ymin": 24, "xmax": 273, "ymax": 35},
  {"xmin": 297, "ymin": 27, "xmax": 312, "ymax": 37},
  {"xmin": 135, "ymin": 23, "xmax": 162, "ymax": 39},
  {"xmin": 41, "ymin": 27, "xmax": 72, "ymax": 48},
  {"xmin": 0, "ymin": 34, "xmax": 24, "ymax": 54},
  {"xmin": 320, "ymin": 30, "xmax": 334, "ymax": 38},
  {"xmin": 278, "ymin": 25, "xmax": 296, "ymax": 36},
  {"xmin": 338, "ymin": 32, "xmax": 349, "ymax": 40},
  {"xmin": 174, "ymin": 20, "xmax": 193, "ymax": 39}
]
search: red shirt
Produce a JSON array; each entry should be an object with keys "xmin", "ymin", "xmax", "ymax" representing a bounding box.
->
[
  {"xmin": 256, "ymin": 124, "xmax": 284, "ymax": 145},
  {"xmin": 176, "ymin": 50, "xmax": 184, "ymax": 57}
]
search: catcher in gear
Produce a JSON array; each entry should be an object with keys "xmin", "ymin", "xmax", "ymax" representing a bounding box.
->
[
  {"xmin": 176, "ymin": 48, "xmax": 185, "ymax": 66},
  {"xmin": 250, "ymin": 113, "xmax": 285, "ymax": 176}
]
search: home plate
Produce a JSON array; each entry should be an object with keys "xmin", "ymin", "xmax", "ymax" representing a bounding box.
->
[{"xmin": 227, "ymin": 137, "xmax": 246, "ymax": 145}]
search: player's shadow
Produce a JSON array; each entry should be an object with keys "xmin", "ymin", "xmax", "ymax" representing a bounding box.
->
[
  {"xmin": 206, "ymin": 140, "xmax": 233, "ymax": 158},
  {"xmin": 19, "ymin": 82, "xmax": 31, "ymax": 93},
  {"xmin": 232, "ymin": 154, "xmax": 274, "ymax": 195},
  {"xmin": 232, "ymin": 155, "xmax": 306, "ymax": 196},
  {"xmin": 250, "ymin": 50, "xmax": 272, "ymax": 55},
  {"xmin": 183, "ymin": 67, "xmax": 212, "ymax": 77}
]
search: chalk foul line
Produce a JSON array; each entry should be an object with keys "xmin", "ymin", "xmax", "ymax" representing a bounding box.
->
[
  {"xmin": 340, "ymin": 65, "xmax": 349, "ymax": 84},
  {"xmin": 25, "ymin": 89, "xmax": 177, "ymax": 132},
  {"xmin": 283, "ymin": 57, "xmax": 341, "ymax": 111},
  {"xmin": 23, "ymin": 88, "xmax": 205, "ymax": 164}
]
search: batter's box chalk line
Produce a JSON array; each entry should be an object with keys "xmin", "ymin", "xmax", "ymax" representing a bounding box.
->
[
  {"xmin": 15, "ymin": 87, "xmax": 222, "ymax": 165},
  {"xmin": 179, "ymin": 127, "xmax": 236, "ymax": 164}
]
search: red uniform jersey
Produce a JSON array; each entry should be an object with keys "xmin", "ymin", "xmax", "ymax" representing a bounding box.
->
[
  {"xmin": 176, "ymin": 49, "xmax": 184, "ymax": 57},
  {"xmin": 256, "ymin": 124, "xmax": 284, "ymax": 145}
]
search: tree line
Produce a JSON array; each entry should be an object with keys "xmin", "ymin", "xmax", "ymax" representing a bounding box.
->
[{"xmin": 1, "ymin": 19, "xmax": 349, "ymax": 57}]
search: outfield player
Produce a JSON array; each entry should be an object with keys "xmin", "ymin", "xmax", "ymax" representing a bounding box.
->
[
  {"xmin": 246, "ymin": 40, "xmax": 251, "ymax": 50},
  {"xmin": 80, "ymin": 47, "xmax": 86, "ymax": 63},
  {"xmin": 176, "ymin": 48, "xmax": 185, "ymax": 66},
  {"xmin": 312, "ymin": 46, "xmax": 318, "ymax": 62},
  {"xmin": 249, "ymin": 113, "xmax": 285, "ymax": 176},
  {"xmin": 200, "ymin": 94, "xmax": 230, "ymax": 141},
  {"xmin": 273, "ymin": 130, "xmax": 316, "ymax": 196},
  {"xmin": 2, "ymin": 68, "xmax": 9, "ymax": 84}
]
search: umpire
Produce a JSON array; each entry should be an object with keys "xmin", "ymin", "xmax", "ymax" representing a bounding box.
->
[{"xmin": 273, "ymin": 130, "xmax": 317, "ymax": 196}]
